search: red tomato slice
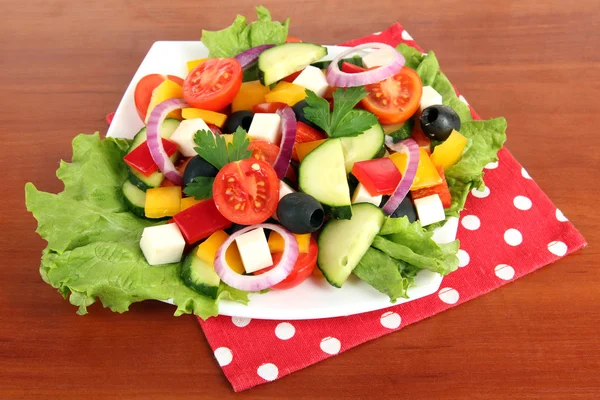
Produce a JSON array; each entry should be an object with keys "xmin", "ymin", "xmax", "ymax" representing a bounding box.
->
[
  {"xmin": 252, "ymin": 102, "xmax": 288, "ymax": 113},
  {"xmin": 213, "ymin": 159, "xmax": 279, "ymax": 225},
  {"xmin": 411, "ymin": 119, "xmax": 431, "ymax": 154},
  {"xmin": 248, "ymin": 140, "xmax": 297, "ymax": 186},
  {"xmin": 183, "ymin": 58, "xmax": 242, "ymax": 111},
  {"xmin": 134, "ymin": 74, "xmax": 184, "ymax": 122},
  {"xmin": 341, "ymin": 62, "xmax": 366, "ymax": 74},
  {"xmin": 292, "ymin": 122, "xmax": 327, "ymax": 161},
  {"xmin": 361, "ymin": 67, "xmax": 422, "ymax": 124},
  {"xmin": 254, "ymin": 237, "xmax": 318, "ymax": 290},
  {"xmin": 411, "ymin": 167, "xmax": 452, "ymax": 208},
  {"xmin": 285, "ymin": 36, "xmax": 303, "ymax": 43}
]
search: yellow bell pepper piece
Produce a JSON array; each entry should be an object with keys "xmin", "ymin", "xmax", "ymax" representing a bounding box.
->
[
  {"xmin": 145, "ymin": 79, "xmax": 183, "ymax": 124},
  {"xmin": 264, "ymin": 82, "xmax": 307, "ymax": 106},
  {"xmin": 180, "ymin": 197, "xmax": 203, "ymax": 211},
  {"xmin": 430, "ymin": 130, "xmax": 468, "ymax": 170},
  {"xmin": 145, "ymin": 186, "xmax": 182, "ymax": 218},
  {"xmin": 187, "ymin": 58, "xmax": 207, "ymax": 72},
  {"xmin": 219, "ymin": 134, "xmax": 235, "ymax": 145},
  {"xmin": 196, "ymin": 230, "xmax": 244, "ymax": 274},
  {"xmin": 296, "ymin": 139, "xmax": 327, "ymax": 162},
  {"xmin": 390, "ymin": 148, "xmax": 442, "ymax": 190},
  {"xmin": 268, "ymin": 232, "xmax": 311, "ymax": 254},
  {"xmin": 232, "ymin": 81, "xmax": 270, "ymax": 112},
  {"xmin": 181, "ymin": 109, "xmax": 228, "ymax": 128}
]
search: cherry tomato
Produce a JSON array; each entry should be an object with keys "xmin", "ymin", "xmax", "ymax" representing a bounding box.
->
[
  {"xmin": 361, "ymin": 67, "xmax": 422, "ymax": 124},
  {"xmin": 341, "ymin": 62, "xmax": 366, "ymax": 74},
  {"xmin": 292, "ymin": 122, "xmax": 327, "ymax": 161},
  {"xmin": 411, "ymin": 119, "xmax": 431, "ymax": 155},
  {"xmin": 255, "ymin": 237, "xmax": 318, "ymax": 290},
  {"xmin": 183, "ymin": 58, "xmax": 242, "ymax": 111},
  {"xmin": 213, "ymin": 159, "xmax": 279, "ymax": 225},
  {"xmin": 134, "ymin": 74, "xmax": 183, "ymax": 122},
  {"xmin": 252, "ymin": 102, "xmax": 288, "ymax": 113},
  {"xmin": 285, "ymin": 36, "xmax": 303, "ymax": 43},
  {"xmin": 248, "ymin": 141, "xmax": 298, "ymax": 186}
]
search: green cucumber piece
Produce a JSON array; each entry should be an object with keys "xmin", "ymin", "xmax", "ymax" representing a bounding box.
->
[
  {"xmin": 122, "ymin": 180, "xmax": 146, "ymax": 218},
  {"xmin": 339, "ymin": 117, "xmax": 385, "ymax": 173},
  {"xmin": 180, "ymin": 249, "xmax": 220, "ymax": 299},
  {"xmin": 258, "ymin": 43, "xmax": 327, "ymax": 86},
  {"xmin": 311, "ymin": 55, "xmax": 364, "ymax": 70}
]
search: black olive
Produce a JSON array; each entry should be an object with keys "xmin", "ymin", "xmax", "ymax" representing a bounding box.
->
[
  {"xmin": 292, "ymin": 100, "xmax": 322, "ymax": 132},
  {"xmin": 277, "ymin": 192, "xmax": 324, "ymax": 234},
  {"xmin": 223, "ymin": 111, "xmax": 254, "ymax": 134},
  {"xmin": 182, "ymin": 155, "xmax": 219, "ymax": 186},
  {"xmin": 225, "ymin": 223, "xmax": 248, "ymax": 235},
  {"xmin": 380, "ymin": 194, "xmax": 417, "ymax": 223},
  {"xmin": 419, "ymin": 105, "xmax": 461, "ymax": 141}
]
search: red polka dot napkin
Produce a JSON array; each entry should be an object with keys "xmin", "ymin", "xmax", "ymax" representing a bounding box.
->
[{"xmin": 196, "ymin": 23, "xmax": 587, "ymax": 391}]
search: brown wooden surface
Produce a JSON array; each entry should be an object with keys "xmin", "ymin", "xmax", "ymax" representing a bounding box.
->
[{"xmin": 2, "ymin": 0, "xmax": 599, "ymax": 398}]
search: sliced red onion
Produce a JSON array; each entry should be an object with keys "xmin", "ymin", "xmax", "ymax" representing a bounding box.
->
[
  {"xmin": 146, "ymin": 98, "xmax": 188, "ymax": 185},
  {"xmin": 381, "ymin": 137, "xmax": 419, "ymax": 215},
  {"xmin": 272, "ymin": 106, "xmax": 297, "ymax": 179},
  {"xmin": 234, "ymin": 45, "xmax": 275, "ymax": 69},
  {"xmin": 214, "ymin": 224, "xmax": 299, "ymax": 292},
  {"xmin": 326, "ymin": 43, "xmax": 405, "ymax": 87}
]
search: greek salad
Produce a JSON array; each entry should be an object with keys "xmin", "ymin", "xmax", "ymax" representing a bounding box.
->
[{"xmin": 25, "ymin": 7, "xmax": 507, "ymax": 319}]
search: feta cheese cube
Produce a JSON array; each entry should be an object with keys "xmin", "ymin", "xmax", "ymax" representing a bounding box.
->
[
  {"xmin": 414, "ymin": 194, "xmax": 445, "ymax": 227},
  {"xmin": 292, "ymin": 66, "xmax": 330, "ymax": 97},
  {"xmin": 248, "ymin": 113, "xmax": 282, "ymax": 144},
  {"xmin": 362, "ymin": 47, "xmax": 397, "ymax": 69},
  {"xmin": 140, "ymin": 224, "xmax": 186, "ymax": 266},
  {"xmin": 273, "ymin": 180, "xmax": 296, "ymax": 220},
  {"xmin": 351, "ymin": 182, "xmax": 382, "ymax": 207},
  {"xmin": 235, "ymin": 228, "xmax": 274, "ymax": 273},
  {"xmin": 169, "ymin": 118, "xmax": 211, "ymax": 157},
  {"xmin": 419, "ymin": 86, "xmax": 443, "ymax": 113}
]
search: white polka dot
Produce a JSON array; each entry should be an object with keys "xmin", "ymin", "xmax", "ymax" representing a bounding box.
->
[
  {"xmin": 548, "ymin": 241, "xmax": 567, "ymax": 257},
  {"xmin": 459, "ymin": 95, "xmax": 469, "ymax": 105},
  {"xmin": 231, "ymin": 316, "xmax": 251, "ymax": 327},
  {"xmin": 275, "ymin": 322, "xmax": 295, "ymax": 340},
  {"xmin": 401, "ymin": 30, "xmax": 413, "ymax": 41},
  {"xmin": 521, "ymin": 168, "xmax": 532, "ymax": 179},
  {"xmin": 380, "ymin": 311, "xmax": 401, "ymax": 329},
  {"xmin": 457, "ymin": 249, "xmax": 470, "ymax": 267},
  {"xmin": 494, "ymin": 264, "xmax": 515, "ymax": 280},
  {"xmin": 556, "ymin": 209, "xmax": 568, "ymax": 222},
  {"xmin": 471, "ymin": 186, "xmax": 490, "ymax": 198},
  {"xmin": 372, "ymin": 31, "xmax": 382, "ymax": 35},
  {"xmin": 461, "ymin": 215, "xmax": 480, "ymax": 230},
  {"xmin": 484, "ymin": 161, "xmax": 498, "ymax": 170},
  {"xmin": 504, "ymin": 229, "xmax": 523, "ymax": 246},
  {"xmin": 438, "ymin": 287, "xmax": 460, "ymax": 304},
  {"xmin": 214, "ymin": 347, "xmax": 233, "ymax": 366},
  {"xmin": 320, "ymin": 337, "xmax": 341, "ymax": 355},
  {"xmin": 513, "ymin": 196, "xmax": 532, "ymax": 211},
  {"xmin": 257, "ymin": 363, "xmax": 279, "ymax": 381}
]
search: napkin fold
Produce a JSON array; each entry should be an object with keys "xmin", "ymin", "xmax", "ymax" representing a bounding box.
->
[{"xmin": 196, "ymin": 23, "xmax": 587, "ymax": 391}]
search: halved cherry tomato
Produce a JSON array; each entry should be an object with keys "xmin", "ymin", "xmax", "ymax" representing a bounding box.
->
[
  {"xmin": 411, "ymin": 167, "xmax": 452, "ymax": 208},
  {"xmin": 285, "ymin": 36, "xmax": 302, "ymax": 43},
  {"xmin": 183, "ymin": 58, "xmax": 242, "ymax": 111},
  {"xmin": 292, "ymin": 122, "xmax": 327, "ymax": 161},
  {"xmin": 213, "ymin": 159, "xmax": 279, "ymax": 225},
  {"xmin": 254, "ymin": 237, "xmax": 318, "ymax": 290},
  {"xmin": 411, "ymin": 119, "xmax": 431, "ymax": 154},
  {"xmin": 341, "ymin": 62, "xmax": 366, "ymax": 74},
  {"xmin": 248, "ymin": 141, "xmax": 298, "ymax": 185},
  {"xmin": 361, "ymin": 66, "xmax": 422, "ymax": 124},
  {"xmin": 134, "ymin": 74, "xmax": 184, "ymax": 121},
  {"xmin": 252, "ymin": 102, "xmax": 288, "ymax": 114}
]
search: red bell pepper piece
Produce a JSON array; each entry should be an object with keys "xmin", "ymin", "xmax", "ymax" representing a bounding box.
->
[
  {"xmin": 352, "ymin": 158, "xmax": 402, "ymax": 196},
  {"xmin": 173, "ymin": 198, "xmax": 232, "ymax": 244},
  {"xmin": 123, "ymin": 139, "xmax": 178, "ymax": 177},
  {"xmin": 341, "ymin": 62, "xmax": 366, "ymax": 74},
  {"xmin": 411, "ymin": 167, "xmax": 452, "ymax": 208},
  {"xmin": 292, "ymin": 121, "xmax": 327, "ymax": 161}
]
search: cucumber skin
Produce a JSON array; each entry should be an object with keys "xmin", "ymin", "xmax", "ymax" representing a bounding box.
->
[
  {"xmin": 258, "ymin": 43, "xmax": 328, "ymax": 86},
  {"xmin": 322, "ymin": 204, "xmax": 352, "ymax": 220},
  {"xmin": 180, "ymin": 252, "xmax": 219, "ymax": 300},
  {"xmin": 123, "ymin": 191, "xmax": 145, "ymax": 218}
]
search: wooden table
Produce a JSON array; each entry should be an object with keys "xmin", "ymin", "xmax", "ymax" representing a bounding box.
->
[{"xmin": 2, "ymin": 0, "xmax": 599, "ymax": 398}]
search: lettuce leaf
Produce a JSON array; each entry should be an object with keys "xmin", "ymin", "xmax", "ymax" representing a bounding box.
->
[
  {"xmin": 354, "ymin": 248, "xmax": 412, "ymax": 302},
  {"xmin": 26, "ymin": 133, "xmax": 248, "ymax": 319},
  {"xmin": 201, "ymin": 6, "xmax": 289, "ymax": 58},
  {"xmin": 396, "ymin": 43, "xmax": 424, "ymax": 70}
]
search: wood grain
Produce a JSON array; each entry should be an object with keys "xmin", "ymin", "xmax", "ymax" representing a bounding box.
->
[{"xmin": 1, "ymin": 0, "xmax": 599, "ymax": 398}]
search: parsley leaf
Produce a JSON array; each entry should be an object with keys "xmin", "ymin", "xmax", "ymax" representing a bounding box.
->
[
  {"xmin": 228, "ymin": 127, "xmax": 253, "ymax": 162},
  {"xmin": 303, "ymin": 87, "xmax": 377, "ymax": 138},
  {"xmin": 193, "ymin": 128, "xmax": 252, "ymax": 170},
  {"xmin": 183, "ymin": 177, "xmax": 214, "ymax": 200}
]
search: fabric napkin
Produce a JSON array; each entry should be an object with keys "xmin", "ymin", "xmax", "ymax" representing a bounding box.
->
[{"xmin": 193, "ymin": 23, "xmax": 587, "ymax": 391}]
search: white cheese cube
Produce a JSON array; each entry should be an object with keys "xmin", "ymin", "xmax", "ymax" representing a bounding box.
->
[
  {"xmin": 362, "ymin": 47, "xmax": 397, "ymax": 69},
  {"xmin": 419, "ymin": 86, "xmax": 443, "ymax": 113},
  {"xmin": 169, "ymin": 118, "xmax": 211, "ymax": 157},
  {"xmin": 235, "ymin": 228, "xmax": 274, "ymax": 273},
  {"xmin": 292, "ymin": 66, "xmax": 330, "ymax": 97},
  {"xmin": 414, "ymin": 194, "xmax": 446, "ymax": 227},
  {"xmin": 140, "ymin": 224, "xmax": 186, "ymax": 266},
  {"xmin": 273, "ymin": 180, "xmax": 296, "ymax": 220},
  {"xmin": 248, "ymin": 113, "xmax": 282, "ymax": 144},
  {"xmin": 351, "ymin": 182, "xmax": 382, "ymax": 207}
]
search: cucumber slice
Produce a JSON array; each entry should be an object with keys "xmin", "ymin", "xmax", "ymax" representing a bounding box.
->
[
  {"xmin": 122, "ymin": 180, "xmax": 146, "ymax": 218},
  {"xmin": 317, "ymin": 203, "xmax": 386, "ymax": 287},
  {"xmin": 258, "ymin": 43, "xmax": 328, "ymax": 86},
  {"xmin": 127, "ymin": 118, "xmax": 181, "ymax": 152},
  {"xmin": 339, "ymin": 117, "xmax": 385, "ymax": 173},
  {"xmin": 180, "ymin": 249, "xmax": 220, "ymax": 299},
  {"xmin": 311, "ymin": 55, "xmax": 364, "ymax": 70},
  {"xmin": 299, "ymin": 138, "xmax": 352, "ymax": 219}
]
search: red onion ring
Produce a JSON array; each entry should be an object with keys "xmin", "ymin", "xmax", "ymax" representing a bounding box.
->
[
  {"xmin": 146, "ymin": 98, "xmax": 188, "ymax": 185},
  {"xmin": 234, "ymin": 45, "xmax": 275, "ymax": 69},
  {"xmin": 272, "ymin": 106, "xmax": 297, "ymax": 179},
  {"xmin": 381, "ymin": 137, "xmax": 419, "ymax": 215},
  {"xmin": 326, "ymin": 43, "xmax": 405, "ymax": 87},
  {"xmin": 214, "ymin": 224, "xmax": 299, "ymax": 292}
]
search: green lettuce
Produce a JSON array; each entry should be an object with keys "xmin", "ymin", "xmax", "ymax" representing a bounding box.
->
[
  {"xmin": 396, "ymin": 43, "xmax": 424, "ymax": 70},
  {"xmin": 26, "ymin": 133, "xmax": 248, "ymax": 319},
  {"xmin": 354, "ymin": 248, "xmax": 413, "ymax": 302},
  {"xmin": 201, "ymin": 6, "xmax": 289, "ymax": 58}
]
